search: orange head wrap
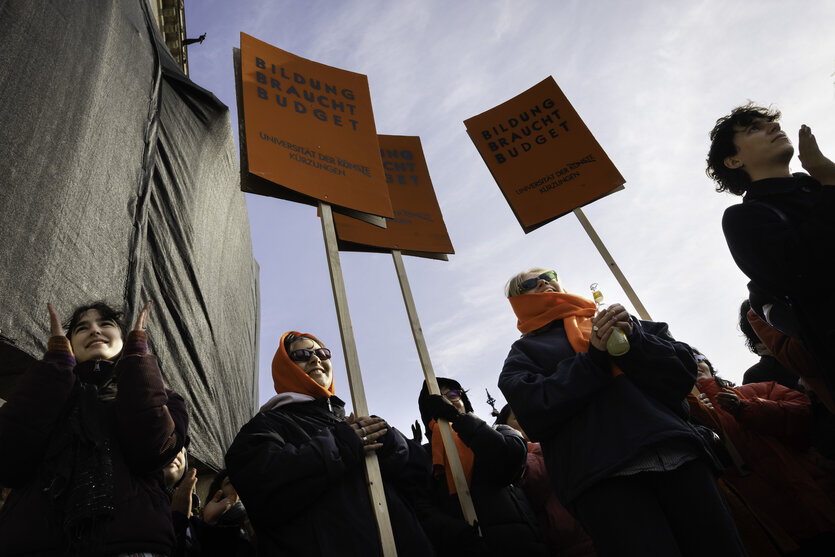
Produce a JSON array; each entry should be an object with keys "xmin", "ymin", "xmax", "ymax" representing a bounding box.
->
[
  {"xmin": 271, "ymin": 331, "xmax": 335, "ymax": 398},
  {"xmin": 509, "ymin": 291, "xmax": 622, "ymax": 377}
]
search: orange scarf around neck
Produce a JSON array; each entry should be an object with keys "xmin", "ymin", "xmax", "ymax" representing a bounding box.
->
[
  {"xmin": 509, "ymin": 292, "xmax": 623, "ymax": 377},
  {"xmin": 271, "ymin": 331, "xmax": 335, "ymax": 398},
  {"xmin": 429, "ymin": 420, "xmax": 474, "ymax": 495}
]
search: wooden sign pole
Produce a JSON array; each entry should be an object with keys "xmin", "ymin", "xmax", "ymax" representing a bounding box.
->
[
  {"xmin": 391, "ymin": 250, "xmax": 481, "ymax": 529},
  {"xmin": 319, "ymin": 202, "xmax": 398, "ymax": 556},
  {"xmin": 573, "ymin": 207, "xmax": 652, "ymax": 321}
]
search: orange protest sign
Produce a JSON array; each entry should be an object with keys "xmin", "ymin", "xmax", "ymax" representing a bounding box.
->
[
  {"xmin": 238, "ymin": 32, "xmax": 393, "ymax": 218},
  {"xmin": 464, "ymin": 77, "xmax": 625, "ymax": 233},
  {"xmin": 334, "ymin": 135, "xmax": 454, "ymax": 259}
]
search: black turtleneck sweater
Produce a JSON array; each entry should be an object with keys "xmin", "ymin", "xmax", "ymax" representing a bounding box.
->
[{"xmin": 722, "ymin": 172, "xmax": 835, "ymax": 386}]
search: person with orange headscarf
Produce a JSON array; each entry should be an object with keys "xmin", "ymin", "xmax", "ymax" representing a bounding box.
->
[
  {"xmin": 224, "ymin": 331, "xmax": 435, "ymax": 557},
  {"xmin": 497, "ymin": 269, "xmax": 746, "ymax": 557}
]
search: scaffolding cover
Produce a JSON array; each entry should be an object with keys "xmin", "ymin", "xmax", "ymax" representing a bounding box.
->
[{"xmin": 0, "ymin": 0, "xmax": 259, "ymax": 469}]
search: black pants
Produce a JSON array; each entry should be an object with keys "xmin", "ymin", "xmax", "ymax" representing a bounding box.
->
[{"xmin": 573, "ymin": 459, "xmax": 747, "ymax": 557}]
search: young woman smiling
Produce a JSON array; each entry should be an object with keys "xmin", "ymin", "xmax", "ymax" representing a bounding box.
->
[
  {"xmin": 0, "ymin": 301, "xmax": 188, "ymax": 557},
  {"xmin": 225, "ymin": 330, "xmax": 435, "ymax": 557}
]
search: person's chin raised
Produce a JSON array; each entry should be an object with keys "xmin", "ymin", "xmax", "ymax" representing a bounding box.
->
[{"xmin": 308, "ymin": 370, "xmax": 330, "ymax": 387}]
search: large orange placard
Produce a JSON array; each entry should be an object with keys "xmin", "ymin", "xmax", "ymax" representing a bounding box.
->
[
  {"xmin": 334, "ymin": 135, "xmax": 454, "ymax": 257},
  {"xmin": 464, "ymin": 77, "xmax": 624, "ymax": 233},
  {"xmin": 239, "ymin": 33, "xmax": 393, "ymax": 218}
]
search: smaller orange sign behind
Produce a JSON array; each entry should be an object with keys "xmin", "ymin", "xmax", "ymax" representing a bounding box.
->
[
  {"xmin": 334, "ymin": 135, "xmax": 454, "ymax": 256},
  {"xmin": 240, "ymin": 33, "xmax": 393, "ymax": 218},
  {"xmin": 464, "ymin": 77, "xmax": 625, "ymax": 232}
]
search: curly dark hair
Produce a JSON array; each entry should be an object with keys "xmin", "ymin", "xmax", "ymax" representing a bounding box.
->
[
  {"xmin": 706, "ymin": 103, "xmax": 781, "ymax": 195},
  {"xmin": 64, "ymin": 301, "xmax": 126, "ymax": 340},
  {"xmin": 738, "ymin": 299, "xmax": 761, "ymax": 354}
]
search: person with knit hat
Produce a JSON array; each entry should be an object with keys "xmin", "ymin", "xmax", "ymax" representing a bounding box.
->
[
  {"xmin": 224, "ymin": 331, "xmax": 435, "ymax": 557},
  {"xmin": 498, "ymin": 269, "xmax": 746, "ymax": 557},
  {"xmin": 415, "ymin": 377, "xmax": 548, "ymax": 557}
]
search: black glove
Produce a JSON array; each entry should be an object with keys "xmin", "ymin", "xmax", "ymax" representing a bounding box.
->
[
  {"xmin": 422, "ymin": 394, "xmax": 460, "ymax": 422},
  {"xmin": 411, "ymin": 420, "xmax": 423, "ymax": 443}
]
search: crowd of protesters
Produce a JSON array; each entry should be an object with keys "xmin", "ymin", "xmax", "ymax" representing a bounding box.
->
[{"xmin": 1, "ymin": 104, "xmax": 834, "ymax": 556}]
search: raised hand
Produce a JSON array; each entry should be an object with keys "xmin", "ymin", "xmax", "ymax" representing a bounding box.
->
[
  {"xmin": 203, "ymin": 489, "xmax": 237, "ymax": 525},
  {"xmin": 798, "ymin": 124, "xmax": 835, "ymax": 185},
  {"xmin": 422, "ymin": 394, "xmax": 460, "ymax": 422},
  {"xmin": 347, "ymin": 412, "xmax": 388, "ymax": 452},
  {"xmin": 132, "ymin": 300, "xmax": 152, "ymax": 333},
  {"xmin": 47, "ymin": 303, "xmax": 64, "ymax": 338},
  {"xmin": 171, "ymin": 467, "xmax": 198, "ymax": 518},
  {"xmin": 411, "ymin": 419, "xmax": 423, "ymax": 443}
]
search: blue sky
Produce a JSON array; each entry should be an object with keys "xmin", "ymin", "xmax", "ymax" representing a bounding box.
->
[{"xmin": 184, "ymin": 0, "xmax": 835, "ymax": 437}]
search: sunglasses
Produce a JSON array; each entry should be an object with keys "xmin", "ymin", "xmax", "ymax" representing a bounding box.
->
[
  {"xmin": 518, "ymin": 270, "xmax": 558, "ymax": 294},
  {"xmin": 693, "ymin": 354, "xmax": 706, "ymax": 362},
  {"xmin": 443, "ymin": 389, "xmax": 464, "ymax": 401},
  {"xmin": 288, "ymin": 348, "xmax": 332, "ymax": 362}
]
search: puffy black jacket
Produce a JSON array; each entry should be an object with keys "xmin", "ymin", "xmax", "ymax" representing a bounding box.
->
[
  {"xmin": 0, "ymin": 332, "xmax": 188, "ymax": 556},
  {"xmin": 225, "ymin": 395, "xmax": 435, "ymax": 557}
]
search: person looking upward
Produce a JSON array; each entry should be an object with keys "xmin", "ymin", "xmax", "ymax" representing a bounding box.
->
[{"xmin": 707, "ymin": 105, "xmax": 835, "ymax": 401}]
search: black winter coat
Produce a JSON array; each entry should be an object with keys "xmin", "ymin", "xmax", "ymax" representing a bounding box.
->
[
  {"xmin": 416, "ymin": 380, "xmax": 548, "ymax": 557},
  {"xmin": 742, "ymin": 354, "xmax": 799, "ymax": 389},
  {"xmin": 225, "ymin": 395, "xmax": 435, "ymax": 557},
  {"xmin": 499, "ymin": 319, "xmax": 719, "ymax": 505},
  {"xmin": 723, "ymin": 173, "xmax": 835, "ymax": 390},
  {"xmin": 0, "ymin": 332, "xmax": 188, "ymax": 556}
]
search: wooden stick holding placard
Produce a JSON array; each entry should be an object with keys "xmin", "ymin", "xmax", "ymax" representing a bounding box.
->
[
  {"xmin": 572, "ymin": 208, "xmax": 652, "ymax": 321},
  {"xmin": 391, "ymin": 250, "xmax": 481, "ymax": 529},
  {"xmin": 319, "ymin": 202, "xmax": 398, "ymax": 556}
]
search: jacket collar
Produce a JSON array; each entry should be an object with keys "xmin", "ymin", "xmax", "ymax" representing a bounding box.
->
[
  {"xmin": 260, "ymin": 393, "xmax": 346, "ymax": 419},
  {"xmin": 74, "ymin": 358, "xmax": 117, "ymax": 386},
  {"xmin": 745, "ymin": 172, "xmax": 820, "ymax": 198},
  {"xmin": 260, "ymin": 392, "xmax": 315, "ymax": 412}
]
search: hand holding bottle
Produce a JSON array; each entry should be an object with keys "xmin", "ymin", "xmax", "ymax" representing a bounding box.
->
[
  {"xmin": 589, "ymin": 283, "xmax": 632, "ymax": 355},
  {"xmin": 590, "ymin": 304, "xmax": 633, "ymax": 352}
]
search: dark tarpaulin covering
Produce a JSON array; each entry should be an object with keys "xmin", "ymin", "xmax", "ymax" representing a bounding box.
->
[{"xmin": 0, "ymin": 0, "xmax": 259, "ymax": 468}]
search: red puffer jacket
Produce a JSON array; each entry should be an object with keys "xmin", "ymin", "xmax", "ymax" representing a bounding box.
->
[{"xmin": 698, "ymin": 378, "xmax": 835, "ymax": 543}]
